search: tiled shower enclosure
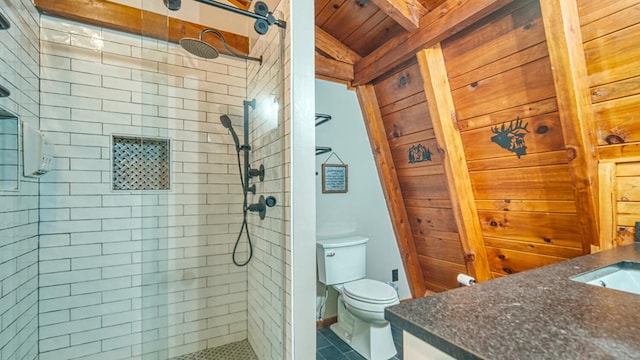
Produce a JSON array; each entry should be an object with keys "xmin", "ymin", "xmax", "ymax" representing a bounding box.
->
[{"xmin": 0, "ymin": 0, "xmax": 291, "ymax": 359}]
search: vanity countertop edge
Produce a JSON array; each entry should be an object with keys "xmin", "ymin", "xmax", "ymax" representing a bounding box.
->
[{"xmin": 385, "ymin": 243, "xmax": 640, "ymax": 360}]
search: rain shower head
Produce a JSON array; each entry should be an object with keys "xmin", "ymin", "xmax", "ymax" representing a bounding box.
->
[
  {"xmin": 179, "ymin": 37, "xmax": 219, "ymax": 59},
  {"xmin": 220, "ymin": 115, "xmax": 241, "ymax": 150},
  {"xmin": 179, "ymin": 29, "xmax": 262, "ymax": 64}
]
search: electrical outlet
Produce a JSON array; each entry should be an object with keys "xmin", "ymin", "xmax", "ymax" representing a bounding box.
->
[{"xmin": 392, "ymin": 269, "xmax": 398, "ymax": 282}]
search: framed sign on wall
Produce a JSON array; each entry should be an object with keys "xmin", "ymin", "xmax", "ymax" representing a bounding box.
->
[{"xmin": 322, "ymin": 163, "xmax": 348, "ymax": 193}]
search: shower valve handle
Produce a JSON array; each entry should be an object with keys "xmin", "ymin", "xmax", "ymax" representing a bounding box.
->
[
  {"xmin": 248, "ymin": 164, "xmax": 265, "ymax": 182},
  {"xmin": 247, "ymin": 195, "xmax": 267, "ymax": 220}
]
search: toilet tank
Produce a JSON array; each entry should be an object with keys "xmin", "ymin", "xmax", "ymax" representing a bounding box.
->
[{"xmin": 317, "ymin": 236, "xmax": 368, "ymax": 285}]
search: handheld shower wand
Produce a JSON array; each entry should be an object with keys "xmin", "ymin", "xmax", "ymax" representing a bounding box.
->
[{"xmin": 220, "ymin": 115, "xmax": 240, "ymax": 151}]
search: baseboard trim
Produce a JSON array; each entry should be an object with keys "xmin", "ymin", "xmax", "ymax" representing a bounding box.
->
[{"xmin": 316, "ymin": 316, "xmax": 337, "ymax": 329}]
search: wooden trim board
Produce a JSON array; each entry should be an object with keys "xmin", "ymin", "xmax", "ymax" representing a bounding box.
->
[{"xmin": 34, "ymin": 0, "xmax": 250, "ymax": 56}]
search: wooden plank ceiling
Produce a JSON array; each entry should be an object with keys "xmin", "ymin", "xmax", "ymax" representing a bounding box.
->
[
  {"xmin": 315, "ymin": 0, "xmax": 448, "ymax": 83},
  {"xmin": 315, "ymin": 0, "xmax": 513, "ymax": 84}
]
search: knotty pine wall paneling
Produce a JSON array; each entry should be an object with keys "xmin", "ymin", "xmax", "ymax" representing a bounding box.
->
[
  {"xmin": 435, "ymin": 0, "xmax": 589, "ymax": 278},
  {"xmin": 372, "ymin": 61, "xmax": 469, "ymax": 292},
  {"xmin": 578, "ymin": 0, "xmax": 640, "ymax": 245}
]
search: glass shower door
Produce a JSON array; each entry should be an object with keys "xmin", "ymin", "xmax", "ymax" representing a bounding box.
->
[{"xmin": 136, "ymin": 3, "xmax": 288, "ymax": 360}]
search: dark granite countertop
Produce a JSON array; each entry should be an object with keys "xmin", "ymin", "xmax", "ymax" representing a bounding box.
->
[{"xmin": 386, "ymin": 243, "xmax": 640, "ymax": 359}]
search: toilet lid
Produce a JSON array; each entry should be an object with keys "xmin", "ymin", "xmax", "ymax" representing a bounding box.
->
[{"xmin": 343, "ymin": 279, "xmax": 398, "ymax": 304}]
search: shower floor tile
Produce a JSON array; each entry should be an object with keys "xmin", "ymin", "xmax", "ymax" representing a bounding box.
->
[{"xmin": 170, "ymin": 340, "xmax": 257, "ymax": 360}]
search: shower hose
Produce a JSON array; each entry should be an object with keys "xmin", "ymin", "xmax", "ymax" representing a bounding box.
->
[{"xmin": 232, "ymin": 146, "xmax": 253, "ymax": 266}]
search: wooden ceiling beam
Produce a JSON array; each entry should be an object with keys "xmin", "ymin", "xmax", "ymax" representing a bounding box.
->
[
  {"xmin": 352, "ymin": 0, "xmax": 514, "ymax": 86},
  {"xmin": 34, "ymin": 0, "xmax": 250, "ymax": 56},
  {"xmin": 356, "ymin": 84, "xmax": 427, "ymax": 298},
  {"xmin": 315, "ymin": 53, "xmax": 354, "ymax": 82},
  {"xmin": 417, "ymin": 45, "xmax": 492, "ymax": 282},
  {"xmin": 539, "ymin": 0, "xmax": 599, "ymax": 251},
  {"xmin": 315, "ymin": 26, "xmax": 362, "ymax": 65},
  {"xmin": 369, "ymin": 0, "xmax": 427, "ymax": 31}
]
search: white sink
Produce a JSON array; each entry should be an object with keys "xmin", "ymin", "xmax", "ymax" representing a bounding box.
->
[{"xmin": 571, "ymin": 261, "xmax": 640, "ymax": 295}]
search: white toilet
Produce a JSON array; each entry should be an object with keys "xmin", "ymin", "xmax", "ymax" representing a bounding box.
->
[{"xmin": 317, "ymin": 236, "xmax": 399, "ymax": 360}]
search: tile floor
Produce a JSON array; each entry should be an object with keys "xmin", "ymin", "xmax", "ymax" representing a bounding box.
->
[
  {"xmin": 316, "ymin": 325, "xmax": 403, "ymax": 360},
  {"xmin": 168, "ymin": 326, "xmax": 402, "ymax": 360},
  {"xmin": 169, "ymin": 340, "xmax": 257, "ymax": 360}
]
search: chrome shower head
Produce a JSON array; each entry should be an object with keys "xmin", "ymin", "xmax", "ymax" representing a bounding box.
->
[
  {"xmin": 220, "ymin": 115, "xmax": 240, "ymax": 150},
  {"xmin": 179, "ymin": 29, "xmax": 262, "ymax": 64},
  {"xmin": 179, "ymin": 37, "xmax": 219, "ymax": 59}
]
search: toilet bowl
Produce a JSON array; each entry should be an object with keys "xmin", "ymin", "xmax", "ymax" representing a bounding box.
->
[
  {"xmin": 342, "ymin": 279, "xmax": 399, "ymax": 324},
  {"xmin": 339, "ymin": 279, "xmax": 399, "ymax": 360}
]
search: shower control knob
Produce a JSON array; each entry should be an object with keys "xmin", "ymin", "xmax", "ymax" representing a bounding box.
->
[
  {"xmin": 247, "ymin": 195, "xmax": 267, "ymax": 220},
  {"xmin": 248, "ymin": 164, "xmax": 265, "ymax": 182},
  {"xmin": 265, "ymin": 196, "xmax": 276, "ymax": 207}
]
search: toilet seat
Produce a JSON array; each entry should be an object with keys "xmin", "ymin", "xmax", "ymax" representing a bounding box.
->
[{"xmin": 343, "ymin": 279, "xmax": 398, "ymax": 305}]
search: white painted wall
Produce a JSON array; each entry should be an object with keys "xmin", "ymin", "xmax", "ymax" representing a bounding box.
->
[
  {"xmin": 289, "ymin": 0, "xmax": 317, "ymax": 359},
  {"xmin": 315, "ymin": 79, "xmax": 411, "ymax": 303}
]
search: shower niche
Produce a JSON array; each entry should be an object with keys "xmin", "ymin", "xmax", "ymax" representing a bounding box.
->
[{"xmin": 112, "ymin": 135, "xmax": 171, "ymax": 191}]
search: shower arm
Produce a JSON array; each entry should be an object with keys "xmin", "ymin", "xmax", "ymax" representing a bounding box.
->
[{"xmin": 194, "ymin": 0, "xmax": 286, "ymax": 28}]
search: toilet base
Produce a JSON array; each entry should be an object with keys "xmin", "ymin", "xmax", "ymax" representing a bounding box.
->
[
  {"xmin": 350, "ymin": 317, "xmax": 397, "ymax": 360},
  {"xmin": 330, "ymin": 295, "xmax": 356, "ymax": 343},
  {"xmin": 330, "ymin": 295, "xmax": 397, "ymax": 360}
]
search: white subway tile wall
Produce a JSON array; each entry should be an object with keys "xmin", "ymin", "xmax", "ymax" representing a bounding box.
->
[
  {"xmin": 245, "ymin": 13, "xmax": 288, "ymax": 360},
  {"xmin": 280, "ymin": 2, "xmax": 294, "ymax": 359},
  {"xmin": 38, "ymin": 15, "xmax": 251, "ymax": 359},
  {"xmin": 0, "ymin": 1, "xmax": 40, "ymax": 360}
]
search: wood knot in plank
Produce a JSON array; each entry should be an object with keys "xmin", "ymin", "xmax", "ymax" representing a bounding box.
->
[
  {"xmin": 566, "ymin": 147, "xmax": 577, "ymax": 162},
  {"xmin": 398, "ymin": 75, "xmax": 408, "ymax": 87},
  {"xmin": 605, "ymin": 134, "xmax": 625, "ymax": 144},
  {"xmin": 536, "ymin": 125, "xmax": 549, "ymax": 134}
]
